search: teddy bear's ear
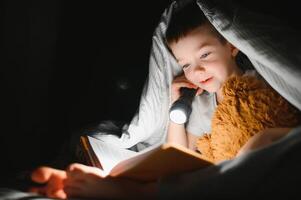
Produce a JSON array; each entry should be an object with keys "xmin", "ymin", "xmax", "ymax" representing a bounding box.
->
[{"xmin": 222, "ymin": 75, "xmax": 266, "ymax": 98}]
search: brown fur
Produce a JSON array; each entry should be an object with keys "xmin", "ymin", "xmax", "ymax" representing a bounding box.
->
[{"xmin": 196, "ymin": 75, "xmax": 301, "ymax": 163}]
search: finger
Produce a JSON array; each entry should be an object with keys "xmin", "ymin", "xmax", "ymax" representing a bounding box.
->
[
  {"xmin": 31, "ymin": 166, "xmax": 56, "ymax": 184},
  {"xmin": 67, "ymin": 163, "xmax": 93, "ymax": 173},
  {"xmin": 66, "ymin": 168, "xmax": 102, "ymax": 184},
  {"xmin": 49, "ymin": 172, "xmax": 67, "ymax": 187},
  {"xmin": 174, "ymin": 73, "xmax": 186, "ymax": 79},
  {"xmin": 54, "ymin": 189, "xmax": 67, "ymax": 199},
  {"xmin": 172, "ymin": 73, "xmax": 190, "ymax": 82},
  {"xmin": 31, "ymin": 166, "xmax": 66, "ymax": 184},
  {"xmin": 173, "ymin": 82, "xmax": 198, "ymax": 91},
  {"xmin": 67, "ymin": 163, "xmax": 104, "ymax": 177},
  {"xmin": 172, "ymin": 77, "xmax": 194, "ymax": 85},
  {"xmin": 47, "ymin": 188, "xmax": 67, "ymax": 199},
  {"xmin": 196, "ymin": 88, "xmax": 204, "ymax": 96},
  {"xmin": 66, "ymin": 169, "xmax": 88, "ymax": 184},
  {"xmin": 41, "ymin": 170, "xmax": 66, "ymax": 198}
]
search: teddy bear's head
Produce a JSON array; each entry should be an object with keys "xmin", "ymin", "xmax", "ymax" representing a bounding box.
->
[{"xmin": 197, "ymin": 75, "xmax": 301, "ymax": 163}]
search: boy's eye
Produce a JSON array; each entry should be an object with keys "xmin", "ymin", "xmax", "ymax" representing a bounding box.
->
[
  {"xmin": 182, "ymin": 64, "xmax": 190, "ymax": 69},
  {"xmin": 200, "ymin": 52, "xmax": 211, "ymax": 59}
]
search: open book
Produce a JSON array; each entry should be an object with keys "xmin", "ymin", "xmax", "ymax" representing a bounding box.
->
[{"xmin": 80, "ymin": 136, "xmax": 213, "ymax": 181}]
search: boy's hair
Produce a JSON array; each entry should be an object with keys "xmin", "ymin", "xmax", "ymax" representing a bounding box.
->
[{"xmin": 165, "ymin": 1, "xmax": 226, "ymax": 44}]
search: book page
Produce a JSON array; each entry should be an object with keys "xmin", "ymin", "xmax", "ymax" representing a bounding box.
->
[{"xmin": 88, "ymin": 136, "xmax": 138, "ymax": 176}]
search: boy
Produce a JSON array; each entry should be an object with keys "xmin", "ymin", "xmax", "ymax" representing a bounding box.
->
[
  {"xmin": 166, "ymin": 1, "xmax": 242, "ymax": 150},
  {"xmin": 29, "ymin": 1, "xmax": 293, "ymax": 199}
]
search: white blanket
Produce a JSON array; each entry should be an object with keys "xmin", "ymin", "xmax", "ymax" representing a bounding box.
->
[{"xmin": 90, "ymin": 0, "xmax": 301, "ymax": 152}]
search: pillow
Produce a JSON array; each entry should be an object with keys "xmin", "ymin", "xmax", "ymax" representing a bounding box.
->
[{"xmin": 90, "ymin": 2, "xmax": 181, "ymax": 150}]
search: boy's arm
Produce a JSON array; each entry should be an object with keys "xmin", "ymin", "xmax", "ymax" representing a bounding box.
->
[
  {"xmin": 167, "ymin": 121, "xmax": 188, "ymax": 148},
  {"xmin": 187, "ymin": 132, "xmax": 199, "ymax": 151},
  {"xmin": 167, "ymin": 73, "xmax": 200, "ymax": 149},
  {"xmin": 167, "ymin": 122, "xmax": 199, "ymax": 151},
  {"xmin": 237, "ymin": 127, "xmax": 292, "ymax": 156}
]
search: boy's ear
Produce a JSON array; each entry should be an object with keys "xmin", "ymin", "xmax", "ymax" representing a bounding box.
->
[{"xmin": 230, "ymin": 43, "xmax": 239, "ymax": 57}]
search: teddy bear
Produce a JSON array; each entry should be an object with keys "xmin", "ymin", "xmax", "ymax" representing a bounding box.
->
[{"xmin": 196, "ymin": 75, "xmax": 301, "ymax": 163}]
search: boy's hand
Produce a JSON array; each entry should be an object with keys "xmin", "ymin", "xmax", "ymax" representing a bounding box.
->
[
  {"xmin": 29, "ymin": 166, "xmax": 67, "ymax": 199},
  {"xmin": 29, "ymin": 163, "xmax": 158, "ymax": 199},
  {"xmin": 63, "ymin": 163, "xmax": 109, "ymax": 198},
  {"xmin": 171, "ymin": 74, "xmax": 202, "ymax": 103},
  {"xmin": 64, "ymin": 163, "xmax": 157, "ymax": 199},
  {"xmin": 237, "ymin": 127, "xmax": 292, "ymax": 156}
]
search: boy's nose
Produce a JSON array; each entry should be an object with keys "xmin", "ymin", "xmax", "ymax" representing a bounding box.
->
[
  {"xmin": 193, "ymin": 64, "xmax": 205, "ymax": 72},
  {"xmin": 186, "ymin": 65, "xmax": 205, "ymax": 80}
]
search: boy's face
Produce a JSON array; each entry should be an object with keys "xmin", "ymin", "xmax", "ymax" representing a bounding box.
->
[{"xmin": 169, "ymin": 24, "xmax": 240, "ymax": 93}]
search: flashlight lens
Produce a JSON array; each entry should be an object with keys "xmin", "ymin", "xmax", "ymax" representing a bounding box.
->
[{"xmin": 169, "ymin": 109, "xmax": 187, "ymax": 124}]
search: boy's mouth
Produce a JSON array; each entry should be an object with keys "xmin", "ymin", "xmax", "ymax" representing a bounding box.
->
[{"xmin": 200, "ymin": 77, "xmax": 213, "ymax": 84}]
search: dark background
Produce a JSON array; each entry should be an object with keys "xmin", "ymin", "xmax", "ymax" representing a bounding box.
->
[
  {"xmin": 1, "ymin": 0, "xmax": 172, "ymax": 186},
  {"xmin": 1, "ymin": 0, "xmax": 300, "ymax": 188}
]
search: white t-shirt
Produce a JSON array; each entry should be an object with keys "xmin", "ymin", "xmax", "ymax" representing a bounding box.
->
[
  {"xmin": 186, "ymin": 91, "xmax": 217, "ymax": 136},
  {"xmin": 186, "ymin": 70, "xmax": 260, "ymax": 136}
]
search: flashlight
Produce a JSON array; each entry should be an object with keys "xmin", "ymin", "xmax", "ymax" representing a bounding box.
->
[{"xmin": 169, "ymin": 87, "xmax": 197, "ymax": 124}]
